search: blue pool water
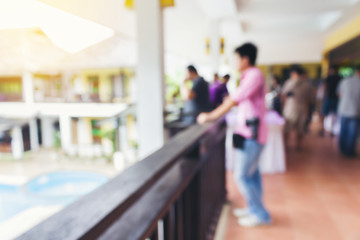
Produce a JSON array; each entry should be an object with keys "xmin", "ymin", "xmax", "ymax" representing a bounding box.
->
[{"xmin": 0, "ymin": 171, "xmax": 109, "ymax": 223}]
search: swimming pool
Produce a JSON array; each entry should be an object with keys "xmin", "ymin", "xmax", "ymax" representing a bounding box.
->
[{"xmin": 0, "ymin": 171, "xmax": 109, "ymax": 223}]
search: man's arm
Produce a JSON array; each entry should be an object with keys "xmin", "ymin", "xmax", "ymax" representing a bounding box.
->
[
  {"xmin": 197, "ymin": 97, "xmax": 236, "ymax": 123},
  {"xmin": 198, "ymin": 72, "xmax": 264, "ymax": 124}
]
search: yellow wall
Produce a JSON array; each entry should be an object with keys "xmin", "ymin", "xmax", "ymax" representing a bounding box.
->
[
  {"xmin": 321, "ymin": 57, "xmax": 330, "ymax": 78},
  {"xmin": 257, "ymin": 65, "xmax": 272, "ymax": 85},
  {"xmin": 258, "ymin": 63, "xmax": 321, "ymax": 80},
  {"xmin": 302, "ymin": 64, "xmax": 321, "ymax": 79},
  {"xmin": 271, "ymin": 65, "xmax": 286, "ymax": 77},
  {"xmin": 324, "ymin": 16, "xmax": 360, "ymax": 53},
  {"xmin": 257, "ymin": 65, "xmax": 269, "ymax": 77}
]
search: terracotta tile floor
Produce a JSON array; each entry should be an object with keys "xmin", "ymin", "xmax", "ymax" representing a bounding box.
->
[{"xmin": 225, "ymin": 133, "xmax": 360, "ymax": 240}]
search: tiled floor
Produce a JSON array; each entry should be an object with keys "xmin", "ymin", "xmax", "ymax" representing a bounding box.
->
[{"xmin": 225, "ymin": 133, "xmax": 360, "ymax": 240}]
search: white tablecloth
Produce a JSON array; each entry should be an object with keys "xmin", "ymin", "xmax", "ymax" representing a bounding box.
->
[{"xmin": 259, "ymin": 124, "xmax": 286, "ymax": 174}]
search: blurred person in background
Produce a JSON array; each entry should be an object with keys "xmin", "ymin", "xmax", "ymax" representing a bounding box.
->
[
  {"xmin": 209, "ymin": 73, "xmax": 230, "ymax": 109},
  {"xmin": 315, "ymin": 77, "xmax": 326, "ymax": 124},
  {"xmin": 282, "ymin": 65, "xmax": 314, "ymax": 150},
  {"xmin": 181, "ymin": 65, "xmax": 211, "ymax": 124},
  {"xmin": 319, "ymin": 65, "xmax": 342, "ymax": 137},
  {"xmin": 213, "ymin": 73, "xmax": 220, "ymax": 83},
  {"xmin": 337, "ymin": 66, "xmax": 360, "ymax": 157},
  {"xmin": 223, "ymin": 74, "xmax": 231, "ymax": 87},
  {"xmin": 209, "ymin": 73, "xmax": 221, "ymax": 109},
  {"xmin": 216, "ymin": 74, "xmax": 230, "ymax": 106},
  {"xmin": 269, "ymin": 75, "xmax": 283, "ymax": 115},
  {"xmin": 303, "ymin": 71, "xmax": 317, "ymax": 134},
  {"xmin": 197, "ymin": 42, "xmax": 271, "ymax": 227}
]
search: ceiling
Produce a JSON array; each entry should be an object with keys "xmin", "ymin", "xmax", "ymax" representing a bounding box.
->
[
  {"xmin": 204, "ymin": 0, "xmax": 360, "ymax": 64},
  {"xmin": 0, "ymin": 0, "xmax": 359, "ymax": 73}
]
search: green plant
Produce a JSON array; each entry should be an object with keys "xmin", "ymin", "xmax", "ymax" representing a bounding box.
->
[
  {"xmin": 130, "ymin": 139, "xmax": 138, "ymax": 150},
  {"xmin": 54, "ymin": 130, "xmax": 61, "ymax": 149},
  {"xmin": 165, "ymin": 74, "xmax": 181, "ymax": 104}
]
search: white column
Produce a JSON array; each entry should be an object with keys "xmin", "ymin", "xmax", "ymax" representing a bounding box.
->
[
  {"xmin": 11, "ymin": 126, "xmax": 24, "ymax": 160},
  {"xmin": 77, "ymin": 118, "xmax": 92, "ymax": 145},
  {"xmin": 77, "ymin": 117, "xmax": 93, "ymax": 157},
  {"xmin": 41, "ymin": 117, "xmax": 55, "ymax": 147},
  {"xmin": 29, "ymin": 118, "xmax": 39, "ymax": 151},
  {"xmin": 136, "ymin": 0, "xmax": 165, "ymax": 159},
  {"xmin": 22, "ymin": 72, "xmax": 34, "ymax": 104},
  {"xmin": 60, "ymin": 115, "xmax": 72, "ymax": 154},
  {"xmin": 210, "ymin": 21, "xmax": 221, "ymax": 74}
]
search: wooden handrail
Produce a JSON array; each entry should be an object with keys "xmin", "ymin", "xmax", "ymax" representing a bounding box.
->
[{"xmin": 18, "ymin": 119, "xmax": 227, "ymax": 240}]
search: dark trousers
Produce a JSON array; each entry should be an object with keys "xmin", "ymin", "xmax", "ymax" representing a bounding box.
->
[{"xmin": 339, "ymin": 116, "xmax": 359, "ymax": 157}]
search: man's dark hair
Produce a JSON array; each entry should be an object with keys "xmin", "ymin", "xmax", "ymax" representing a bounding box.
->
[
  {"xmin": 329, "ymin": 65, "xmax": 338, "ymax": 72},
  {"xmin": 234, "ymin": 43, "xmax": 258, "ymax": 66},
  {"xmin": 223, "ymin": 74, "xmax": 230, "ymax": 80},
  {"xmin": 273, "ymin": 75, "xmax": 282, "ymax": 85},
  {"xmin": 187, "ymin": 65, "xmax": 198, "ymax": 74},
  {"xmin": 290, "ymin": 64, "xmax": 305, "ymax": 75}
]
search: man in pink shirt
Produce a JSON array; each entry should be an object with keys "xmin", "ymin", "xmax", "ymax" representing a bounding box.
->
[{"xmin": 197, "ymin": 43, "xmax": 271, "ymax": 227}]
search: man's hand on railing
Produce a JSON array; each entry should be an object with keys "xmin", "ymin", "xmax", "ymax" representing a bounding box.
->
[
  {"xmin": 197, "ymin": 112, "xmax": 210, "ymax": 124},
  {"xmin": 197, "ymin": 97, "xmax": 237, "ymax": 124}
]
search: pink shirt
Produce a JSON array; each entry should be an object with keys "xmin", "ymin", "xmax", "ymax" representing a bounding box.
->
[{"xmin": 230, "ymin": 67, "xmax": 268, "ymax": 145}]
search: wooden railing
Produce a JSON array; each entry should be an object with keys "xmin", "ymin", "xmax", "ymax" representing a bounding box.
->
[{"xmin": 18, "ymin": 119, "xmax": 227, "ymax": 240}]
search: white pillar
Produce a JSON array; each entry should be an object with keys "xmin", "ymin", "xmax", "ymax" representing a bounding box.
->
[
  {"xmin": 29, "ymin": 118, "xmax": 39, "ymax": 151},
  {"xmin": 22, "ymin": 72, "xmax": 34, "ymax": 104},
  {"xmin": 77, "ymin": 118, "xmax": 92, "ymax": 145},
  {"xmin": 41, "ymin": 117, "xmax": 55, "ymax": 147},
  {"xmin": 136, "ymin": 0, "xmax": 165, "ymax": 159},
  {"xmin": 60, "ymin": 115, "xmax": 72, "ymax": 154},
  {"xmin": 11, "ymin": 126, "xmax": 24, "ymax": 160},
  {"xmin": 77, "ymin": 118, "xmax": 93, "ymax": 157},
  {"xmin": 210, "ymin": 21, "xmax": 221, "ymax": 74}
]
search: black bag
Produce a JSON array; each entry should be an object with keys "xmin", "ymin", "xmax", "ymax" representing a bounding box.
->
[{"xmin": 232, "ymin": 134, "xmax": 245, "ymax": 149}]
